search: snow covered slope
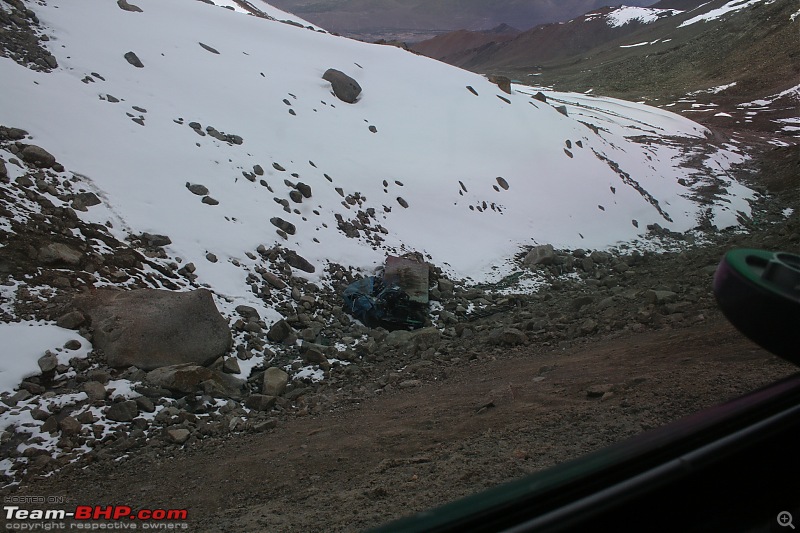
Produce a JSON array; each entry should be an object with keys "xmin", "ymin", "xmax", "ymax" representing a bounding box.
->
[{"xmin": 0, "ymin": 0, "xmax": 750, "ymax": 293}]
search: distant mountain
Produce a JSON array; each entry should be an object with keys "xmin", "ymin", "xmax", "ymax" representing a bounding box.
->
[
  {"xmin": 412, "ymin": 3, "xmax": 699, "ymax": 70},
  {"xmin": 262, "ymin": 0, "xmax": 658, "ymax": 41},
  {"xmin": 411, "ymin": 24, "xmax": 521, "ymax": 66},
  {"xmin": 411, "ymin": 0, "xmax": 799, "ymax": 138}
]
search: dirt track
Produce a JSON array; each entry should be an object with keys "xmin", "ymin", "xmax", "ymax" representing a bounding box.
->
[{"xmin": 6, "ymin": 314, "xmax": 795, "ymax": 532}]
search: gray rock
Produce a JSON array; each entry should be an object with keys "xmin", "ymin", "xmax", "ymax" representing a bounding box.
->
[
  {"xmin": 134, "ymin": 396, "xmax": 155, "ymax": 413},
  {"xmin": 235, "ymin": 305, "xmax": 260, "ymax": 321},
  {"xmin": 245, "ymin": 394, "xmax": 276, "ymax": 411},
  {"xmin": 75, "ymin": 192, "xmax": 101, "ymax": 207},
  {"xmin": 166, "ymin": 428, "xmax": 190, "ymax": 444},
  {"xmin": 646, "ymin": 290, "xmax": 678, "ymax": 305},
  {"xmin": 411, "ymin": 327, "xmax": 441, "ymax": 352},
  {"xmin": 523, "ymin": 244, "xmax": 556, "ymax": 267},
  {"xmin": 488, "ymin": 75, "xmax": 511, "ymax": 94},
  {"xmin": 0, "ymin": 159, "xmax": 6, "ymax": 179},
  {"xmin": 262, "ymin": 271, "xmax": 286, "ymax": 289},
  {"xmin": 56, "ymin": 310, "xmax": 85, "ymax": 329},
  {"xmin": 223, "ymin": 357, "xmax": 241, "ymax": 374},
  {"xmin": 37, "ymin": 352, "xmax": 58, "ymax": 373},
  {"xmin": 284, "ymin": 250, "xmax": 315, "ymax": 273},
  {"xmin": 267, "ymin": 319, "xmax": 293, "ymax": 343},
  {"xmin": 296, "ymin": 182, "xmax": 312, "ymax": 198},
  {"xmin": 58, "ymin": 416, "xmax": 82, "ymax": 436},
  {"xmin": 124, "ymin": 51, "xmax": 144, "ymax": 68},
  {"xmin": 385, "ymin": 329, "xmax": 412, "ymax": 347},
  {"xmin": 39, "ymin": 243, "xmax": 82, "ymax": 266},
  {"xmin": 579, "ymin": 318, "xmax": 598, "ymax": 335},
  {"xmin": 198, "ymin": 42, "xmax": 220, "ymax": 54},
  {"xmin": 262, "ymin": 367, "xmax": 289, "ymax": 396},
  {"xmin": 146, "ymin": 364, "xmax": 244, "ymax": 399},
  {"xmin": 106, "ymin": 400, "xmax": 139, "ymax": 422},
  {"xmin": 63, "ymin": 339, "xmax": 82, "ymax": 350},
  {"xmin": 20, "ymin": 145, "xmax": 56, "ymax": 168},
  {"xmin": 495, "ymin": 328, "xmax": 528, "ymax": 346},
  {"xmin": 83, "ymin": 381, "xmax": 107, "ymax": 401},
  {"xmin": 185, "ymin": 182, "xmax": 209, "ymax": 196},
  {"xmin": 322, "ymin": 68, "xmax": 362, "ymax": 104},
  {"xmin": 270, "ymin": 217, "xmax": 296, "ymax": 235},
  {"xmin": 438, "ymin": 279, "xmax": 454, "ymax": 295},
  {"xmin": 117, "ymin": 0, "xmax": 143, "ymax": 12},
  {"xmin": 74, "ymin": 288, "xmax": 231, "ymax": 370}
]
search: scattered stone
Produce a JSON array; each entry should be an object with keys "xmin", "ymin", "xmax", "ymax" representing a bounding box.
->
[
  {"xmin": 37, "ymin": 352, "xmax": 58, "ymax": 373},
  {"xmin": 117, "ymin": 0, "xmax": 143, "ymax": 12},
  {"xmin": 267, "ymin": 319, "xmax": 293, "ymax": 343},
  {"xmin": 263, "ymin": 367, "xmax": 289, "ymax": 396},
  {"xmin": 322, "ymin": 68, "xmax": 362, "ymax": 104},
  {"xmin": 223, "ymin": 357, "xmax": 241, "ymax": 374},
  {"xmin": 83, "ymin": 381, "xmax": 107, "ymax": 401},
  {"xmin": 202, "ymin": 196, "xmax": 219, "ymax": 205},
  {"xmin": 106, "ymin": 400, "xmax": 139, "ymax": 422},
  {"xmin": 198, "ymin": 42, "xmax": 220, "ymax": 54},
  {"xmin": 146, "ymin": 364, "xmax": 243, "ymax": 399},
  {"xmin": 270, "ymin": 217, "xmax": 296, "ymax": 235},
  {"xmin": 488, "ymin": 75, "xmax": 512, "ymax": 94},
  {"xmin": 646, "ymin": 290, "xmax": 678, "ymax": 305},
  {"xmin": 56, "ymin": 310, "xmax": 85, "ymax": 329},
  {"xmin": 124, "ymin": 51, "xmax": 144, "ymax": 68},
  {"xmin": 166, "ymin": 428, "xmax": 190, "ymax": 444},
  {"xmin": 186, "ymin": 182, "xmax": 209, "ymax": 196},
  {"xmin": 495, "ymin": 328, "xmax": 528, "ymax": 346},
  {"xmin": 58, "ymin": 416, "xmax": 82, "ymax": 436},
  {"xmin": 296, "ymin": 182, "xmax": 312, "ymax": 198},
  {"xmin": 245, "ymin": 394, "xmax": 276, "ymax": 412},
  {"xmin": 63, "ymin": 339, "xmax": 82, "ymax": 350},
  {"xmin": 284, "ymin": 250, "xmax": 315, "ymax": 273}
]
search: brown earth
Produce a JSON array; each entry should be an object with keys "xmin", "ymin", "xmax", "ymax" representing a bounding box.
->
[{"xmin": 4, "ymin": 313, "xmax": 796, "ymax": 532}]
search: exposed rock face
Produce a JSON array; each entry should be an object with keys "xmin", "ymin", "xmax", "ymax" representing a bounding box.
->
[
  {"xmin": 322, "ymin": 69, "xmax": 362, "ymax": 104},
  {"xmin": 75, "ymin": 288, "xmax": 232, "ymax": 370}
]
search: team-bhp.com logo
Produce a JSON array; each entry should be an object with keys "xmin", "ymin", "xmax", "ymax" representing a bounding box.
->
[{"xmin": 4, "ymin": 505, "xmax": 189, "ymax": 529}]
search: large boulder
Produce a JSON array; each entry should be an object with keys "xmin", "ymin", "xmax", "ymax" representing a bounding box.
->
[
  {"xmin": 322, "ymin": 69, "xmax": 362, "ymax": 104},
  {"xmin": 75, "ymin": 288, "xmax": 232, "ymax": 370},
  {"xmin": 523, "ymin": 244, "xmax": 557, "ymax": 267}
]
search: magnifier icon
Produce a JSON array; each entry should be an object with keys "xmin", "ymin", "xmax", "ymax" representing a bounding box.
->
[{"xmin": 778, "ymin": 511, "xmax": 795, "ymax": 529}]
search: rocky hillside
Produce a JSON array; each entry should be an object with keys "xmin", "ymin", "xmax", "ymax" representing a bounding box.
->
[
  {"xmin": 413, "ymin": 0, "xmax": 799, "ymax": 141},
  {"xmin": 0, "ymin": 0, "xmax": 793, "ymax": 487}
]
